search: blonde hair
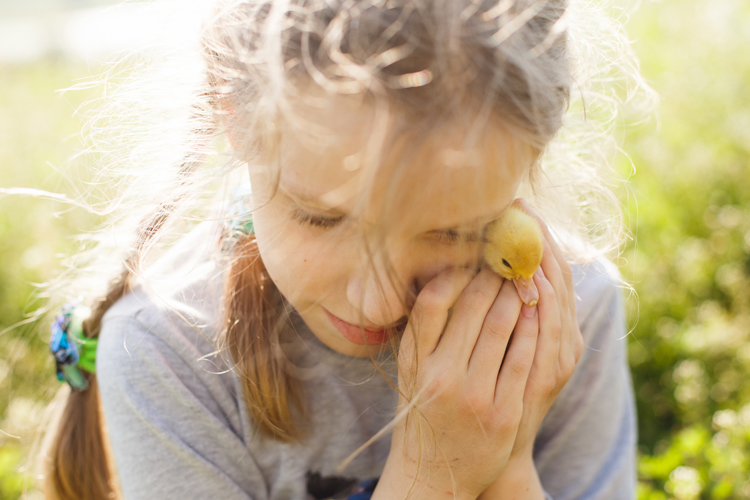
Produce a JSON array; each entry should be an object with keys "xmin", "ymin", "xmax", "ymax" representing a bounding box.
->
[{"xmin": 42, "ymin": 0, "xmax": 654, "ymax": 498}]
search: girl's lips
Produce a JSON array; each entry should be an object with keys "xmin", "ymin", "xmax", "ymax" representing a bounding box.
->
[{"xmin": 323, "ymin": 308, "xmax": 390, "ymax": 345}]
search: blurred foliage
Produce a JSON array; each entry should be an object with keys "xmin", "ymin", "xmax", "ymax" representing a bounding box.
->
[
  {"xmin": 0, "ymin": 59, "xmax": 96, "ymax": 499},
  {"xmin": 1, "ymin": 0, "xmax": 750, "ymax": 498},
  {"xmin": 619, "ymin": 0, "xmax": 750, "ymax": 498}
]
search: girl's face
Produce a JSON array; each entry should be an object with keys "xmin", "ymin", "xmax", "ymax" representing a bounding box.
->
[{"xmin": 248, "ymin": 96, "xmax": 535, "ymax": 358}]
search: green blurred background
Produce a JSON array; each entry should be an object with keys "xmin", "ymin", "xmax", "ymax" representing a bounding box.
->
[{"xmin": 1, "ymin": 0, "xmax": 749, "ymax": 498}]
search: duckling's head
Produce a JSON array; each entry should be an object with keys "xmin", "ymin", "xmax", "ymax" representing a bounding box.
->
[{"xmin": 483, "ymin": 205, "xmax": 544, "ymax": 306}]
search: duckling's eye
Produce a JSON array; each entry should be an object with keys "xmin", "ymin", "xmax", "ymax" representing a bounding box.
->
[{"xmin": 502, "ymin": 258, "xmax": 512, "ymax": 269}]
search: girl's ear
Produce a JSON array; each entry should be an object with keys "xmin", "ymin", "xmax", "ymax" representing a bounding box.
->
[
  {"xmin": 218, "ymin": 96, "xmax": 278, "ymax": 158},
  {"xmin": 217, "ymin": 98, "xmax": 242, "ymax": 151},
  {"xmin": 207, "ymin": 71, "xmax": 241, "ymax": 150}
]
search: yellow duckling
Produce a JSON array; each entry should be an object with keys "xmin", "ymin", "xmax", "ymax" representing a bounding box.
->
[{"xmin": 484, "ymin": 201, "xmax": 544, "ymax": 306}]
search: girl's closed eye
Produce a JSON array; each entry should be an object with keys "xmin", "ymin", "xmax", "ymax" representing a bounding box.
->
[
  {"xmin": 429, "ymin": 228, "xmax": 484, "ymax": 245},
  {"xmin": 290, "ymin": 206, "xmax": 345, "ymax": 229}
]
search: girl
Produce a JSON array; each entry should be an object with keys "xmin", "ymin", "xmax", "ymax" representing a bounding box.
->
[{"xmin": 43, "ymin": 0, "xmax": 650, "ymax": 499}]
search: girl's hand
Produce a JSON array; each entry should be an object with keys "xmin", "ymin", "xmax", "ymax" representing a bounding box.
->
[
  {"xmin": 376, "ymin": 266, "xmax": 540, "ymax": 500},
  {"xmin": 478, "ymin": 201, "xmax": 584, "ymax": 498}
]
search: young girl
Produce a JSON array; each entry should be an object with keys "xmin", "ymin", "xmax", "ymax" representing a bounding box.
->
[{"xmin": 43, "ymin": 0, "xmax": 649, "ymax": 498}]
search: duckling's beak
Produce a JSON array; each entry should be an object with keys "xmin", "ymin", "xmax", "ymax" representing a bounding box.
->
[{"xmin": 513, "ymin": 276, "xmax": 539, "ymax": 307}]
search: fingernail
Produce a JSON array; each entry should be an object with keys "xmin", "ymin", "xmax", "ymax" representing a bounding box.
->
[{"xmin": 522, "ymin": 304, "xmax": 536, "ymax": 318}]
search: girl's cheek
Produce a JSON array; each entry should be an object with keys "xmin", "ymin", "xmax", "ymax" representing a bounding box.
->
[{"xmin": 252, "ymin": 206, "xmax": 352, "ymax": 294}]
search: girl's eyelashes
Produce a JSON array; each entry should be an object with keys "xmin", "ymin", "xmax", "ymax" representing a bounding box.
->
[
  {"xmin": 436, "ymin": 229, "xmax": 461, "ymax": 243},
  {"xmin": 430, "ymin": 228, "xmax": 484, "ymax": 244},
  {"xmin": 290, "ymin": 206, "xmax": 345, "ymax": 229}
]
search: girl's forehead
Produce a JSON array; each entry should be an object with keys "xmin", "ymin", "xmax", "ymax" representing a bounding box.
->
[{"xmin": 271, "ymin": 96, "xmax": 535, "ymax": 231}]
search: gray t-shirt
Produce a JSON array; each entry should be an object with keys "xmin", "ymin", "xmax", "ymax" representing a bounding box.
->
[{"xmin": 97, "ymin": 225, "xmax": 637, "ymax": 500}]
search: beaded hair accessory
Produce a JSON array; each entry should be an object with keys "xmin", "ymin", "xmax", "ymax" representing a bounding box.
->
[
  {"xmin": 222, "ymin": 183, "xmax": 254, "ymax": 242},
  {"xmin": 50, "ymin": 301, "xmax": 95, "ymax": 391}
]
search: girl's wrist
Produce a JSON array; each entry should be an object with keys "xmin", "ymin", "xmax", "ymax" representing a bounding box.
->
[
  {"xmin": 372, "ymin": 447, "xmax": 479, "ymax": 500},
  {"xmin": 477, "ymin": 453, "xmax": 545, "ymax": 500}
]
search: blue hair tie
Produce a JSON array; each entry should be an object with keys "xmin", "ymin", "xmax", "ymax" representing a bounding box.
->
[{"xmin": 50, "ymin": 300, "xmax": 96, "ymax": 391}]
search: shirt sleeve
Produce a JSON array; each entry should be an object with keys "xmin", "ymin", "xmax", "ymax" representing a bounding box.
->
[
  {"xmin": 97, "ymin": 313, "xmax": 265, "ymax": 500},
  {"xmin": 533, "ymin": 261, "xmax": 637, "ymax": 500}
]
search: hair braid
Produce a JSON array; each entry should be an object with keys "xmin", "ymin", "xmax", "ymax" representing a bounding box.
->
[{"xmin": 45, "ymin": 152, "xmax": 204, "ymax": 499}]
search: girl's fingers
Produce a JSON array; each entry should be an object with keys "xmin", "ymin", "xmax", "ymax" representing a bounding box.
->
[
  {"xmin": 402, "ymin": 267, "xmax": 476, "ymax": 363},
  {"xmin": 540, "ymin": 263, "xmax": 579, "ymax": 372},
  {"xmin": 494, "ymin": 295, "xmax": 539, "ymax": 407},
  {"xmin": 436, "ymin": 267, "xmax": 503, "ymax": 364},
  {"xmin": 467, "ymin": 279, "xmax": 523, "ymax": 392},
  {"xmin": 534, "ymin": 267, "xmax": 562, "ymax": 373}
]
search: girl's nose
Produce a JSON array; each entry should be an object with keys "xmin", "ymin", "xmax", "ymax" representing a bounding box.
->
[{"xmin": 346, "ymin": 261, "xmax": 412, "ymax": 328}]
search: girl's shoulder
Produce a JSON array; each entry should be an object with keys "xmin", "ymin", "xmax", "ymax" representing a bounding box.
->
[
  {"xmin": 98, "ymin": 271, "xmax": 224, "ymax": 373},
  {"xmin": 93, "ymin": 229, "xmax": 272, "ymax": 498}
]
